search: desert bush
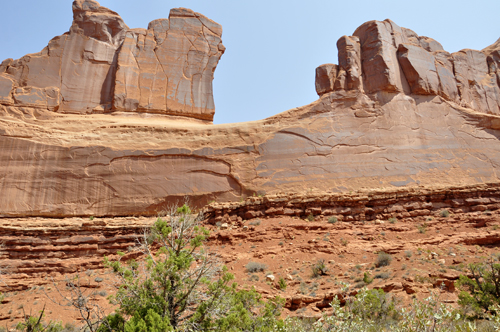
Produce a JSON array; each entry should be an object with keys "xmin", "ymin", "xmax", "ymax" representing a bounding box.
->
[
  {"xmin": 375, "ymin": 252, "xmax": 392, "ymax": 267},
  {"xmin": 278, "ymin": 277, "xmax": 287, "ymax": 290},
  {"xmin": 311, "ymin": 259, "xmax": 328, "ymax": 278},
  {"xmin": 249, "ymin": 219, "xmax": 261, "ymax": 226},
  {"xmin": 374, "ymin": 272, "xmax": 391, "ymax": 280},
  {"xmin": 363, "ymin": 272, "xmax": 373, "ymax": 284},
  {"xmin": 306, "ymin": 214, "xmax": 314, "ymax": 222},
  {"xmin": 328, "ymin": 217, "xmax": 337, "ymax": 224},
  {"xmin": 440, "ymin": 209, "xmax": 450, "ymax": 218},
  {"xmin": 388, "ymin": 217, "xmax": 397, "ymax": 224},
  {"xmin": 404, "ymin": 250, "xmax": 413, "ymax": 258},
  {"xmin": 457, "ymin": 257, "xmax": 500, "ymax": 318},
  {"xmin": 100, "ymin": 204, "xmax": 284, "ymax": 332},
  {"xmin": 417, "ymin": 223, "xmax": 427, "ymax": 233},
  {"xmin": 246, "ymin": 261, "xmax": 267, "ymax": 273}
]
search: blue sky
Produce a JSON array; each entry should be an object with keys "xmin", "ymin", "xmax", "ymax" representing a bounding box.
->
[{"xmin": 1, "ymin": 0, "xmax": 499, "ymax": 124}]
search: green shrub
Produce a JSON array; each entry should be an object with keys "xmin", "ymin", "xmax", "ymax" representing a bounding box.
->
[
  {"xmin": 249, "ymin": 219, "xmax": 261, "ymax": 226},
  {"xmin": 328, "ymin": 217, "xmax": 337, "ymax": 224},
  {"xmin": 350, "ymin": 288, "xmax": 398, "ymax": 321},
  {"xmin": 307, "ymin": 214, "xmax": 314, "ymax": 222},
  {"xmin": 246, "ymin": 261, "xmax": 267, "ymax": 273},
  {"xmin": 417, "ymin": 223, "xmax": 427, "ymax": 233},
  {"xmin": 375, "ymin": 252, "xmax": 392, "ymax": 267},
  {"xmin": 363, "ymin": 272, "xmax": 373, "ymax": 284},
  {"xmin": 458, "ymin": 258, "xmax": 500, "ymax": 318},
  {"xmin": 102, "ymin": 204, "xmax": 284, "ymax": 332},
  {"xmin": 440, "ymin": 209, "xmax": 450, "ymax": 218},
  {"xmin": 311, "ymin": 259, "xmax": 328, "ymax": 277},
  {"xmin": 388, "ymin": 217, "xmax": 397, "ymax": 224},
  {"xmin": 278, "ymin": 277, "xmax": 287, "ymax": 290},
  {"xmin": 374, "ymin": 272, "xmax": 391, "ymax": 279}
]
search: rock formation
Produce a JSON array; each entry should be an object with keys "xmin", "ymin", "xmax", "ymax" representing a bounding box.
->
[
  {"xmin": 315, "ymin": 19, "xmax": 500, "ymax": 115},
  {"xmin": 1, "ymin": 3, "xmax": 500, "ymax": 217},
  {"xmin": 0, "ymin": 0, "xmax": 224, "ymax": 120}
]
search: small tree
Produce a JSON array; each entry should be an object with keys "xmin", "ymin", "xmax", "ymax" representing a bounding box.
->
[
  {"xmin": 457, "ymin": 257, "xmax": 500, "ymax": 317},
  {"xmin": 103, "ymin": 204, "xmax": 283, "ymax": 331}
]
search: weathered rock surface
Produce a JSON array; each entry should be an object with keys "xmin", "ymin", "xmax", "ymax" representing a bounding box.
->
[
  {"xmin": 1, "ymin": 6, "xmax": 500, "ymax": 217},
  {"xmin": 316, "ymin": 18, "xmax": 500, "ymax": 115},
  {"xmin": 0, "ymin": 0, "xmax": 223, "ymax": 120}
]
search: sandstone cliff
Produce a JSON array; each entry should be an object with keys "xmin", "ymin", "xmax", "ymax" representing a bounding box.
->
[
  {"xmin": 0, "ymin": 0, "xmax": 224, "ymax": 120},
  {"xmin": 0, "ymin": 3, "xmax": 500, "ymax": 217},
  {"xmin": 315, "ymin": 19, "xmax": 500, "ymax": 115}
]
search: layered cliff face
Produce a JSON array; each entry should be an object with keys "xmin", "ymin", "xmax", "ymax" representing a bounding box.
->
[
  {"xmin": 0, "ymin": 5, "xmax": 500, "ymax": 217},
  {"xmin": 0, "ymin": 0, "xmax": 224, "ymax": 120}
]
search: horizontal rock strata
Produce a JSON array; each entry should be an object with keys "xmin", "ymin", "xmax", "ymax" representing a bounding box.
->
[
  {"xmin": 0, "ymin": 217, "xmax": 152, "ymax": 291},
  {"xmin": 1, "ymin": 183, "xmax": 500, "ymax": 292},
  {"xmin": 205, "ymin": 183, "xmax": 500, "ymax": 223},
  {"xmin": 0, "ymin": 4, "xmax": 500, "ymax": 217}
]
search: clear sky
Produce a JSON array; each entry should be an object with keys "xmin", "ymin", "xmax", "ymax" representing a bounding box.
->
[{"xmin": 1, "ymin": 0, "xmax": 499, "ymax": 124}]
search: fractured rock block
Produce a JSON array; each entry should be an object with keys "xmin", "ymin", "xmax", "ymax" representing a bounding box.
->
[
  {"xmin": 434, "ymin": 51, "xmax": 459, "ymax": 102},
  {"xmin": 0, "ymin": 1, "xmax": 223, "ymax": 121},
  {"xmin": 337, "ymin": 35, "xmax": 362, "ymax": 90},
  {"xmin": 453, "ymin": 49, "xmax": 500, "ymax": 114},
  {"xmin": 0, "ymin": 75, "xmax": 14, "ymax": 105},
  {"xmin": 12, "ymin": 86, "xmax": 61, "ymax": 111},
  {"xmin": 397, "ymin": 43, "xmax": 439, "ymax": 95},
  {"xmin": 315, "ymin": 64, "xmax": 338, "ymax": 96},
  {"xmin": 113, "ymin": 8, "xmax": 224, "ymax": 121},
  {"xmin": 353, "ymin": 20, "xmax": 406, "ymax": 93}
]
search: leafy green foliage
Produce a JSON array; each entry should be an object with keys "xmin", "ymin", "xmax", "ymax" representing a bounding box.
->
[
  {"xmin": 15, "ymin": 306, "xmax": 63, "ymax": 332},
  {"xmin": 102, "ymin": 204, "xmax": 283, "ymax": 331},
  {"xmin": 363, "ymin": 272, "xmax": 373, "ymax": 285},
  {"xmin": 278, "ymin": 277, "xmax": 287, "ymax": 290},
  {"xmin": 350, "ymin": 289, "xmax": 398, "ymax": 322},
  {"xmin": 311, "ymin": 259, "xmax": 328, "ymax": 277},
  {"xmin": 458, "ymin": 257, "xmax": 500, "ymax": 317}
]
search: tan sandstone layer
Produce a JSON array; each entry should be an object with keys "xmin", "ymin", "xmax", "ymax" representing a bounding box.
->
[{"xmin": 0, "ymin": 1, "xmax": 499, "ymax": 219}]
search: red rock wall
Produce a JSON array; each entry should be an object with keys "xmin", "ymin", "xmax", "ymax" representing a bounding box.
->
[
  {"xmin": 0, "ymin": 0, "xmax": 223, "ymax": 121},
  {"xmin": 315, "ymin": 19, "xmax": 500, "ymax": 116},
  {"xmin": 1, "ymin": 5, "xmax": 500, "ymax": 217}
]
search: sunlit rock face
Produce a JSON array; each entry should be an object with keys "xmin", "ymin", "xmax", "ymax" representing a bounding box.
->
[
  {"xmin": 0, "ymin": 0, "xmax": 224, "ymax": 120},
  {"xmin": 1, "ymin": 5, "xmax": 500, "ymax": 217}
]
